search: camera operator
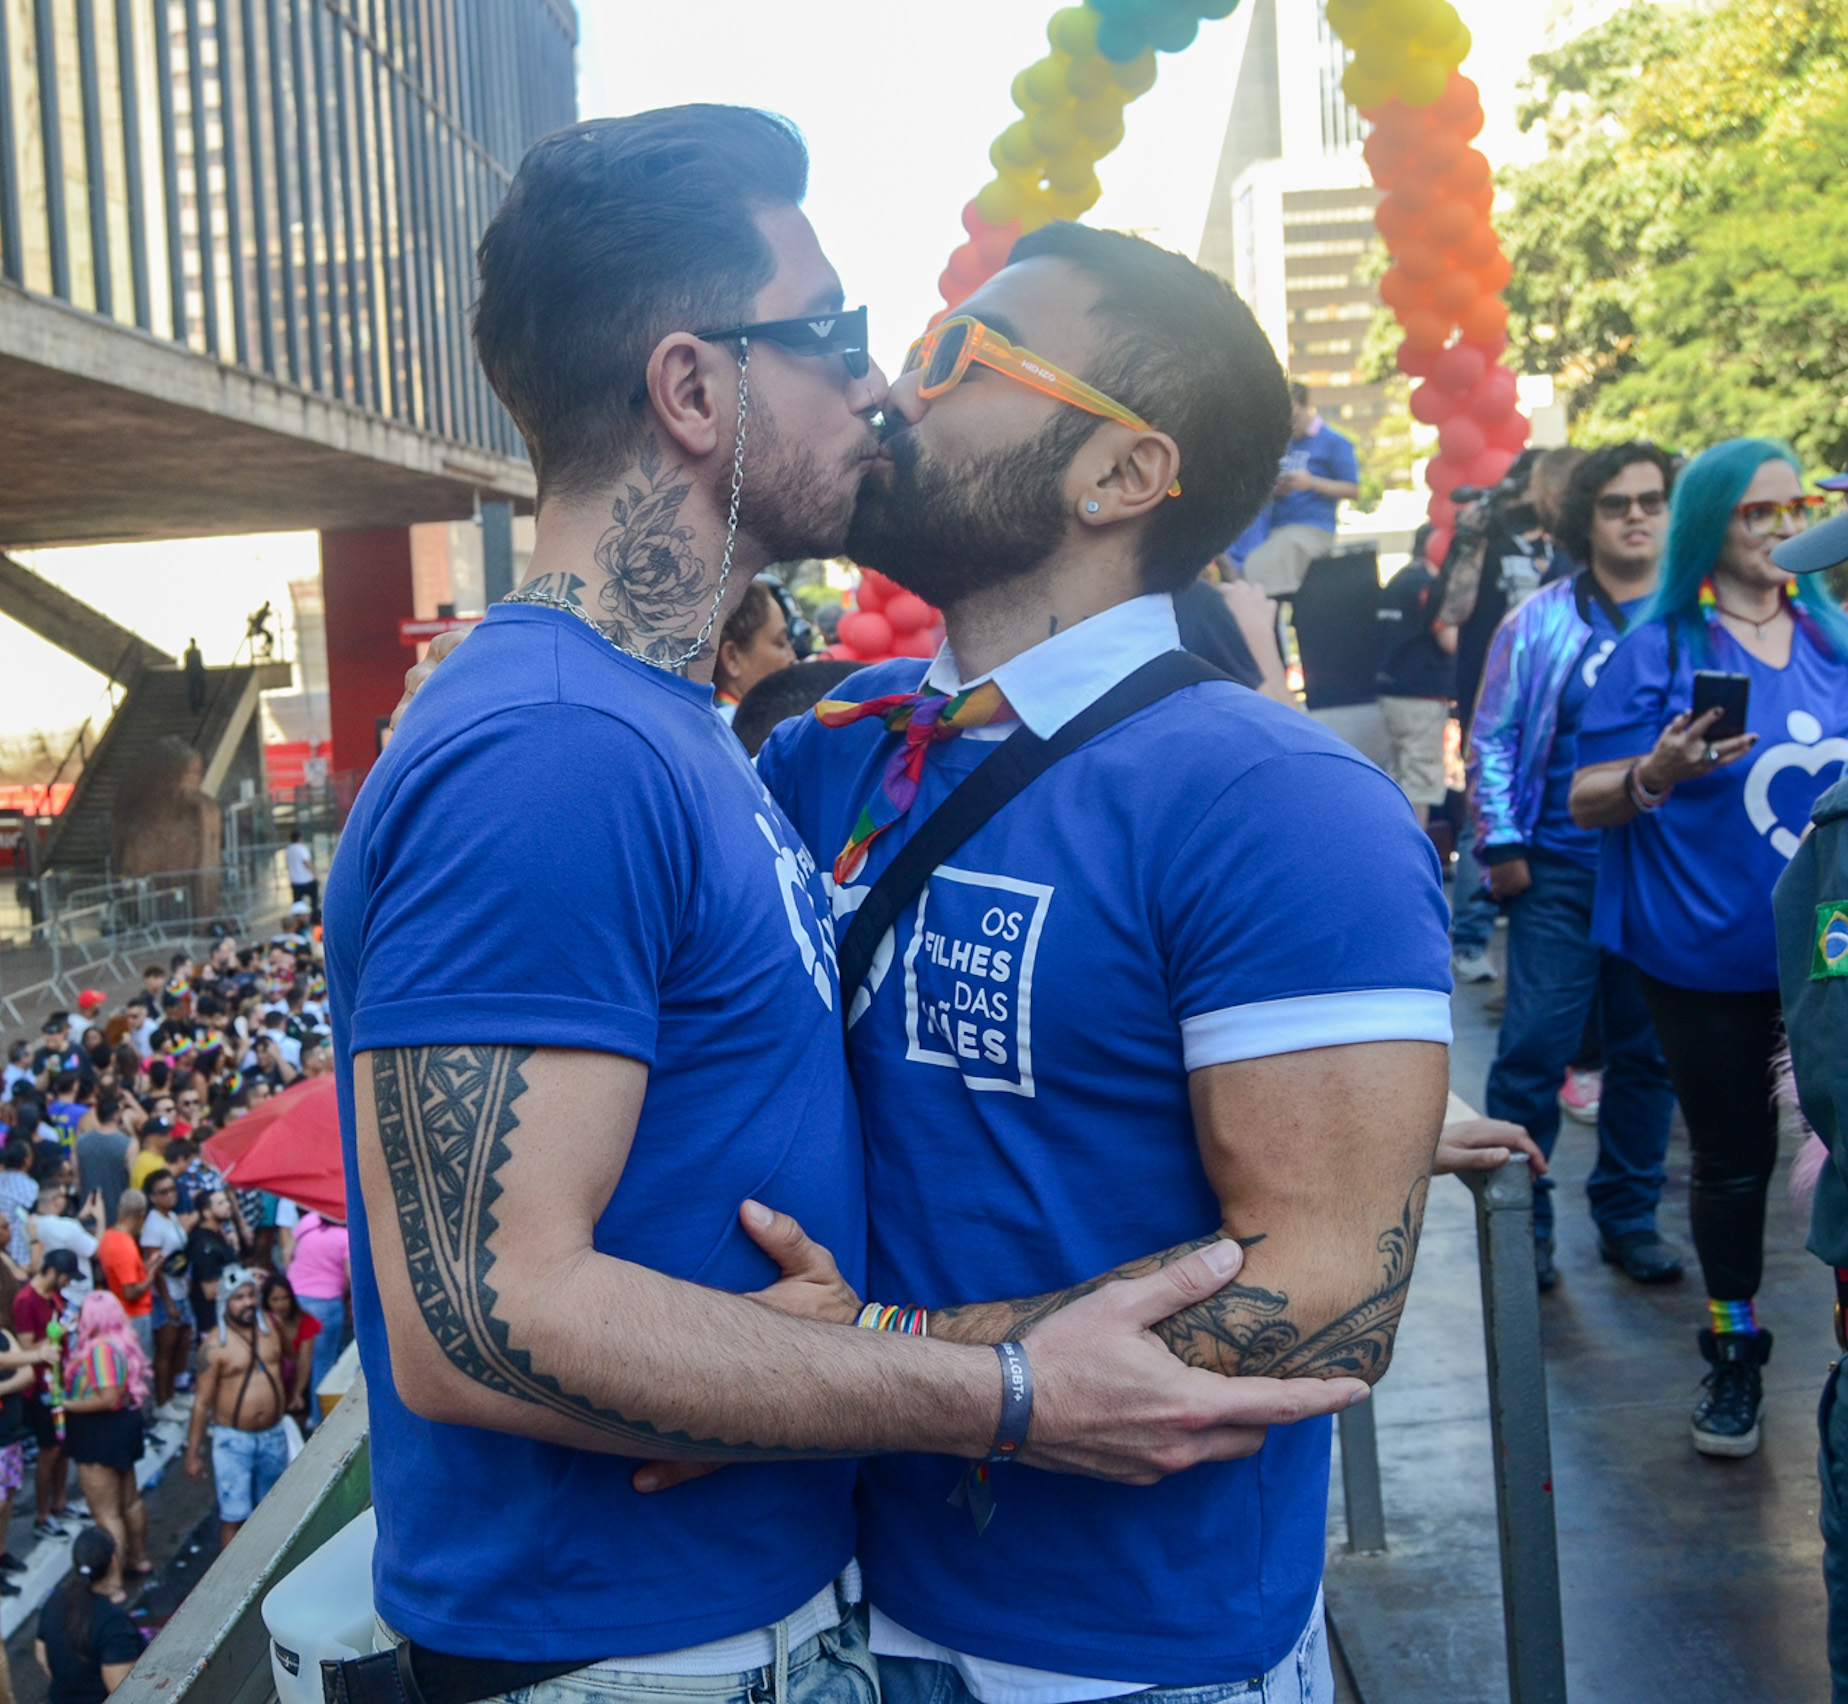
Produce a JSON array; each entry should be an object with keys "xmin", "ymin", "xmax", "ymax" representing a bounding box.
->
[
  {"xmin": 1571, "ymin": 438, "xmax": 1848, "ymax": 1459},
  {"xmin": 1445, "ymin": 448, "xmax": 1584, "ymax": 983},
  {"xmin": 1468, "ymin": 444, "xmax": 1680, "ymax": 1292}
]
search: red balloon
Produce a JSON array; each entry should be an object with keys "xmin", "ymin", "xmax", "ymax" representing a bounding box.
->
[
  {"xmin": 1431, "ymin": 272, "xmax": 1481, "ymax": 316},
  {"xmin": 1438, "ymin": 414, "xmax": 1487, "ymax": 462},
  {"xmin": 855, "ymin": 570, "xmax": 892, "ymax": 611},
  {"xmin": 1427, "ymin": 495, "xmax": 1459, "ymax": 530},
  {"xmin": 1459, "ymin": 295, "xmax": 1509, "ymax": 344},
  {"xmin": 1397, "ymin": 240, "xmax": 1442, "ymax": 282},
  {"xmin": 1431, "ymin": 342, "xmax": 1487, "ymax": 393},
  {"xmin": 1374, "ymin": 196, "xmax": 1423, "ymax": 243},
  {"xmin": 891, "ymin": 628, "xmax": 939, "ymax": 660},
  {"xmin": 1425, "ymin": 454, "xmax": 1472, "ymax": 499},
  {"xmin": 1410, "ymin": 380, "xmax": 1455, "ymax": 426},
  {"xmin": 838, "ymin": 610, "xmax": 893, "ymax": 658},
  {"xmin": 1466, "ymin": 448, "xmax": 1519, "ymax": 488},
  {"xmin": 1467, "ymin": 330, "xmax": 1510, "ymax": 363},
  {"xmin": 1487, "ymin": 411, "xmax": 1531, "ymax": 452},
  {"xmin": 1400, "ymin": 309, "xmax": 1451, "ymax": 351},
  {"xmin": 1425, "ymin": 526, "xmax": 1456, "ymax": 567},
  {"xmin": 1468, "ymin": 365, "xmax": 1519, "ymax": 424},
  {"xmin": 883, "ymin": 591, "xmax": 936, "ymax": 634},
  {"xmin": 1397, "ymin": 341, "xmax": 1439, "ymax": 379}
]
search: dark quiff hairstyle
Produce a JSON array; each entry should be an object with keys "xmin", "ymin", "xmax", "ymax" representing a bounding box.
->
[
  {"xmin": 475, "ymin": 106, "xmax": 810, "ymax": 503},
  {"xmin": 1554, "ymin": 442, "xmax": 1677, "ymax": 568},
  {"xmin": 1005, "ymin": 223, "xmax": 1292, "ymax": 593}
]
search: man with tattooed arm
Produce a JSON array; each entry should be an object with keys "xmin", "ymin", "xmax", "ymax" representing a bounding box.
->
[{"xmin": 325, "ymin": 107, "xmax": 1366, "ymax": 1704}]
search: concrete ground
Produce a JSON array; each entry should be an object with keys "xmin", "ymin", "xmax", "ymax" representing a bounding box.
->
[{"xmin": 1325, "ymin": 925, "xmax": 1834, "ymax": 1702}]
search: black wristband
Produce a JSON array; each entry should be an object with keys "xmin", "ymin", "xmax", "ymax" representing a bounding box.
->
[{"xmin": 990, "ymin": 1341, "xmax": 1032, "ymax": 1460}]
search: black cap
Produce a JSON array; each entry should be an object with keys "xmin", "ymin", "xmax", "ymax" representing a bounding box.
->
[
  {"xmin": 41, "ymin": 1249, "xmax": 79, "ymax": 1280},
  {"xmin": 1773, "ymin": 508, "xmax": 1848, "ymax": 576}
]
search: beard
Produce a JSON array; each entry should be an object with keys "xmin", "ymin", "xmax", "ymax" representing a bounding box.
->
[
  {"xmin": 735, "ymin": 391, "xmax": 874, "ymax": 563},
  {"xmin": 843, "ymin": 412, "xmax": 1092, "ymax": 608}
]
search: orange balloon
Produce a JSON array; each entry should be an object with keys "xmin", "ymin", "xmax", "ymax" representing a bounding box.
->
[
  {"xmin": 1396, "ymin": 240, "xmax": 1443, "ymax": 282},
  {"xmin": 1379, "ymin": 265, "xmax": 1433, "ymax": 311},
  {"xmin": 1393, "ymin": 178, "xmax": 1437, "ymax": 212},
  {"xmin": 1443, "ymin": 150, "xmax": 1492, "ymax": 197},
  {"xmin": 1369, "ymin": 102, "xmax": 1429, "ymax": 147},
  {"xmin": 1415, "ymin": 130, "xmax": 1466, "ymax": 177},
  {"xmin": 1475, "ymin": 252, "xmax": 1514, "ymax": 293},
  {"xmin": 1430, "ymin": 73, "xmax": 1483, "ymax": 130},
  {"xmin": 947, "ymin": 241, "xmax": 988, "ymax": 291},
  {"xmin": 1458, "ymin": 295, "xmax": 1509, "ymax": 342},
  {"xmin": 1400, "ymin": 308, "xmax": 1452, "ymax": 351},
  {"xmin": 1454, "ymin": 222, "xmax": 1500, "ymax": 267},
  {"xmin": 1431, "ymin": 272, "xmax": 1481, "ymax": 315},
  {"xmin": 974, "ymin": 219, "xmax": 1019, "ymax": 270},
  {"xmin": 1466, "ymin": 183, "xmax": 1495, "ymax": 215},
  {"xmin": 1423, "ymin": 197, "xmax": 1475, "ymax": 247},
  {"xmin": 1375, "ymin": 195, "xmax": 1423, "ymax": 242}
]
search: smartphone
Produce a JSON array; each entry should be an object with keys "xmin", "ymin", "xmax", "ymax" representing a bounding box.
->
[{"xmin": 1691, "ymin": 670, "xmax": 1751, "ymax": 741}]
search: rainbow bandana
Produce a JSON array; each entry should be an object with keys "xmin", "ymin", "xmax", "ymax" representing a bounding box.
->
[{"xmin": 813, "ymin": 682, "xmax": 1017, "ymax": 884}]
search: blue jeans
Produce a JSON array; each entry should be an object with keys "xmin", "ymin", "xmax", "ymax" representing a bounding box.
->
[
  {"xmin": 1485, "ymin": 850, "xmax": 1674, "ymax": 1242},
  {"xmin": 877, "ymin": 1593, "xmax": 1331, "ymax": 1704},
  {"xmin": 1449, "ymin": 813, "xmax": 1499, "ymax": 954},
  {"xmin": 299, "ymin": 1293, "xmax": 349, "ymax": 1421},
  {"xmin": 210, "ymin": 1421, "xmax": 290, "ymax": 1523}
]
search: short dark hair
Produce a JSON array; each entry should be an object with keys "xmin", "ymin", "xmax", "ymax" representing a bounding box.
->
[
  {"xmin": 1289, "ymin": 382, "xmax": 1311, "ymax": 408},
  {"xmin": 720, "ymin": 581, "xmax": 779, "ymax": 658},
  {"xmin": 1555, "ymin": 442, "xmax": 1677, "ymax": 567},
  {"xmin": 94, "ymin": 1093, "xmax": 121, "ymax": 1124},
  {"xmin": 732, "ymin": 659, "xmax": 864, "ymax": 756},
  {"xmin": 1005, "ymin": 223, "xmax": 1291, "ymax": 593},
  {"xmin": 475, "ymin": 106, "xmax": 810, "ymax": 503},
  {"xmin": 2, "ymin": 1142, "xmax": 27, "ymax": 1172}
]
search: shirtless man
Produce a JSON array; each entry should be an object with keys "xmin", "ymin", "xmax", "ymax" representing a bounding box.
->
[{"xmin": 184, "ymin": 1267, "xmax": 290, "ymax": 1549}]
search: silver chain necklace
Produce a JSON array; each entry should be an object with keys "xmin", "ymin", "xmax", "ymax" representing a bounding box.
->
[{"xmin": 507, "ymin": 342, "xmax": 751, "ymax": 674}]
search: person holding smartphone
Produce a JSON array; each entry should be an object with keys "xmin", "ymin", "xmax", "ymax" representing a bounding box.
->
[{"xmin": 1571, "ymin": 437, "xmax": 1848, "ymax": 1458}]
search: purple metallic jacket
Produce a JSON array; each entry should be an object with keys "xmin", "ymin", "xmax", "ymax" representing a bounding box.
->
[{"xmin": 1466, "ymin": 576, "xmax": 1597, "ymax": 861}]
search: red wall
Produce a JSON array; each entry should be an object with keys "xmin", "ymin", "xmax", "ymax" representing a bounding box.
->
[{"xmin": 321, "ymin": 529, "xmax": 416, "ymax": 780}]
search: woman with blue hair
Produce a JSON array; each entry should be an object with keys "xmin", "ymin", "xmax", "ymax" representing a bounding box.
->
[{"xmin": 1570, "ymin": 438, "xmax": 1847, "ymax": 1459}]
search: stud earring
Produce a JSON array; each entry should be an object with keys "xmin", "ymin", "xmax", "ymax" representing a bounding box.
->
[{"xmin": 1085, "ymin": 500, "xmax": 1100, "ymax": 514}]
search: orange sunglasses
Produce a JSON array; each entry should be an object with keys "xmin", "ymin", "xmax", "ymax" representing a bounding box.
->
[{"xmin": 902, "ymin": 315, "xmax": 1181, "ymax": 497}]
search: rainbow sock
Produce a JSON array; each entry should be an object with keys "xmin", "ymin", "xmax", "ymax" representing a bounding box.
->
[{"xmin": 1709, "ymin": 1298, "xmax": 1758, "ymax": 1336}]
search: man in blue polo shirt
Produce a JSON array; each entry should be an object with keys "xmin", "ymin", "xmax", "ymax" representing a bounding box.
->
[
  {"xmin": 757, "ymin": 227, "xmax": 1451, "ymax": 1701},
  {"xmin": 337, "ymin": 107, "xmax": 1368, "ymax": 1704},
  {"xmin": 1242, "ymin": 383, "xmax": 1360, "ymax": 597}
]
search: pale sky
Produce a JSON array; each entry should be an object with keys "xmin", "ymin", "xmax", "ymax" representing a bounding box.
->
[{"xmin": 3, "ymin": 0, "xmax": 1549, "ymax": 745}]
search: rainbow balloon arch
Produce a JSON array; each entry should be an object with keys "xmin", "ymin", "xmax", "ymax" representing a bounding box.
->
[{"xmin": 825, "ymin": 0, "xmax": 1527, "ymax": 666}]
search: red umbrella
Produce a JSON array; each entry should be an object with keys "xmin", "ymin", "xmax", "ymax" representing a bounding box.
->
[{"xmin": 202, "ymin": 1074, "xmax": 345, "ymax": 1219}]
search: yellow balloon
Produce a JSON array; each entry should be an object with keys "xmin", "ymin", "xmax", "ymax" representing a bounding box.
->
[
  {"xmin": 1377, "ymin": 0, "xmax": 1437, "ymax": 30},
  {"xmin": 1045, "ymin": 182, "xmax": 1099, "ymax": 220},
  {"xmin": 1074, "ymin": 89, "xmax": 1127, "ymax": 135},
  {"xmin": 1024, "ymin": 55, "xmax": 1071, "ymax": 105},
  {"xmin": 1109, "ymin": 48, "xmax": 1157, "ymax": 97},
  {"xmin": 1045, "ymin": 152, "xmax": 1100, "ymax": 195},
  {"xmin": 1352, "ymin": 30, "xmax": 1408, "ymax": 78},
  {"xmin": 1342, "ymin": 62, "xmax": 1393, "ymax": 109},
  {"xmin": 1394, "ymin": 53, "xmax": 1449, "ymax": 105},
  {"xmin": 1029, "ymin": 103, "xmax": 1080, "ymax": 153},
  {"xmin": 995, "ymin": 120, "xmax": 1041, "ymax": 169},
  {"xmin": 1064, "ymin": 50, "xmax": 1114, "ymax": 99},
  {"xmin": 1324, "ymin": 0, "xmax": 1369, "ymax": 32},
  {"xmin": 1049, "ymin": 5, "xmax": 1099, "ymax": 56},
  {"xmin": 1011, "ymin": 70, "xmax": 1035, "ymax": 113},
  {"xmin": 976, "ymin": 177, "xmax": 1026, "ymax": 225}
]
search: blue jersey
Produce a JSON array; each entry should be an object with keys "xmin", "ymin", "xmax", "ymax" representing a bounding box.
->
[
  {"xmin": 1532, "ymin": 592, "xmax": 1647, "ymax": 869},
  {"xmin": 1271, "ymin": 421, "xmax": 1359, "ymax": 533},
  {"xmin": 1579, "ymin": 615, "xmax": 1848, "ymax": 990},
  {"xmin": 758, "ymin": 596, "xmax": 1452, "ymax": 1685},
  {"xmin": 324, "ymin": 605, "xmax": 863, "ymax": 1662}
]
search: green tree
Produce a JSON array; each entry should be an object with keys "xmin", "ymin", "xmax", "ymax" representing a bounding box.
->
[{"xmin": 1501, "ymin": 0, "xmax": 1848, "ymax": 469}]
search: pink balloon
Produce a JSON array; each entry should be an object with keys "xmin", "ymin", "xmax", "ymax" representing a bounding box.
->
[
  {"xmin": 1425, "ymin": 526, "xmax": 1456, "ymax": 567},
  {"xmin": 891, "ymin": 628, "xmax": 939, "ymax": 659},
  {"xmin": 1410, "ymin": 382, "xmax": 1456, "ymax": 426},
  {"xmin": 1431, "ymin": 342, "xmax": 1487, "ymax": 394},
  {"xmin": 1487, "ymin": 411, "xmax": 1531, "ymax": 452},
  {"xmin": 838, "ymin": 610, "xmax": 893, "ymax": 658},
  {"xmin": 1467, "ymin": 365, "xmax": 1519, "ymax": 425},
  {"xmin": 1465, "ymin": 448, "xmax": 1518, "ymax": 488},
  {"xmin": 1425, "ymin": 454, "xmax": 1472, "ymax": 499},
  {"xmin": 883, "ymin": 591, "xmax": 937, "ymax": 634},
  {"xmin": 1397, "ymin": 341, "xmax": 1439, "ymax": 380},
  {"xmin": 1438, "ymin": 414, "xmax": 1487, "ymax": 462}
]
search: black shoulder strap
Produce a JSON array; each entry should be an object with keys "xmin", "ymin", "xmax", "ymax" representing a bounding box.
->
[
  {"xmin": 836, "ymin": 650, "xmax": 1227, "ymax": 1010},
  {"xmin": 1573, "ymin": 569, "xmax": 1629, "ymax": 635}
]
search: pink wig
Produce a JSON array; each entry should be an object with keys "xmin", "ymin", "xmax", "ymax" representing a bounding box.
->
[{"xmin": 72, "ymin": 1292, "xmax": 152, "ymax": 1411}]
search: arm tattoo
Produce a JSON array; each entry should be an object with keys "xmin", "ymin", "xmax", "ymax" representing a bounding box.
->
[
  {"xmin": 373, "ymin": 1044, "xmax": 794, "ymax": 1457},
  {"xmin": 1437, "ymin": 535, "xmax": 1490, "ymax": 628},
  {"xmin": 590, "ymin": 439, "xmax": 709, "ymax": 672}
]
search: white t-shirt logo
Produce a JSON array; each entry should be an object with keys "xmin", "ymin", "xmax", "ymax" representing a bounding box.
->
[
  {"xmin": 1582, "ymin": 639, "xmax": 1617, "ymax": 689},
  {"xmin": 754, "ymin": 813, "xmax": 838, "ymax": 1010},
  {"xmin": 1743, "ymin": 710, "xmax": 1848, "ymax": 859}
]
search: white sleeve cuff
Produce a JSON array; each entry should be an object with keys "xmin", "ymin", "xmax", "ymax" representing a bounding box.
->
[{"xmin": 1181, "ymin": 989, "xmax": 1453, "ymax": 1070}]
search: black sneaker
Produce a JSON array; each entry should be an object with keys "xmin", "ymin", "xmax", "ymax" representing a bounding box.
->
[
  {"xmin": 1599, "ymin": 1230, "xmax": 1686, "ymax": 1284},
  {"xmin": 0, "ymin": 1579, "xmax": 18, "ymax": 1598},
  {"xmin": 1692, "ymin": 1327, "xmax": 1773, "ymax": 1457},
  {"xmin": 0, "ymin": 1553, "xmax": 24, "ymax": 1574},
  {"xmin": 1535, "ymin": 1238, "xmax": 1559, "ymax": 1292},
  {"xmin": 31, "ymin": 1518, "xmax": 65, "ymax": 1541}
]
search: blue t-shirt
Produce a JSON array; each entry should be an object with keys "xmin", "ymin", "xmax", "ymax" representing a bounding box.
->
[
  {"xmin": 758, "ymin": 653, "xmax": 1451, "ymax": 1684},
  {"xmin": 1532, "ymin": 590, "xmax": 1648, "ymax": 868},
  {"xmin": 1271, "ymin": 420, "xmax": 1359, "ymax": 532},
  {"xmin": 1578, "ymin": 616, "xmax": 1848, "ymax": 990},
  {"xmin": 323, "ymin": 605, "xmax": 864, "ymax": 1661}
]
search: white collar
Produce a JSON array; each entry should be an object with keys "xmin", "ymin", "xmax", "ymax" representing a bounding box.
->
[{"xmin": 920, "ymin": 593, "xmax": 1182, "ymax": 739}]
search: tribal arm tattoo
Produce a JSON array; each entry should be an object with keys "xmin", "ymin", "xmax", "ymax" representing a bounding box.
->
[
  {"xmin": 588, "ymin": 439, "xmax": 712, "ymax": 673},
  {"xmin": 933, "ymin": 1179, "xmax": 1429, "ymax": 1383},
  {"xmin": 370, "ymin": 1044, "xmax": 808, "ymax": 1458}
]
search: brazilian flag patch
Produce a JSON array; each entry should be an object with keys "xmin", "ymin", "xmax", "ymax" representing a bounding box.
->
[{"xmin": 1817, "ymin": 904, "xmax": 1848, "ymax": 979}]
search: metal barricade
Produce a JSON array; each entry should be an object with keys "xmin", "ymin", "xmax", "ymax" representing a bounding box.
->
[{"xmin": 1335, "ymin": 1154, "xmax": 1567, "ymax": 1704}]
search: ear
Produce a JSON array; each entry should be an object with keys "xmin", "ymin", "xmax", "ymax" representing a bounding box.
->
[
  {"xmin": 644, "ymin": 333, "xmax": 730, "ymax": 460},
  {"xmin": 1077, "ymin": 428, "xmax": 1182, "ymax": 527}
]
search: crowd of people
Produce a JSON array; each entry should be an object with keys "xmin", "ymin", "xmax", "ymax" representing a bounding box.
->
[{"xmin": 0, "ymin": 921, "xmax": 351, "ymax": 1686}]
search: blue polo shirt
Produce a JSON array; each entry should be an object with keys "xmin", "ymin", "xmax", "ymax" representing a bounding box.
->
[
  {"xmin": 758, "ymin": 595, "xmax": 1452, "ymax": 1687},
  {"xmin": 324, "ymin": 604, "xmax": 863, "ymax": 1661},
  {"xmin": 1271, "ymin": 420, "xmax": 1359, "ymax": 533},
  {"xmin": 1579, "ymin": 614, "xmax": 1848, "ymax": 990}
]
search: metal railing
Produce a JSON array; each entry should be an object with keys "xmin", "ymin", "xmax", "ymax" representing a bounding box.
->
[{"xmin": 1334, "ymin": 1154, "xmax": 1567, "ymax": 1704}]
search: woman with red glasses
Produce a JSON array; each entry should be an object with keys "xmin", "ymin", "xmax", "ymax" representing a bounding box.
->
[{"xmin": 1570, "ymin": 437, "xmax": 1848, "ymax": 1459}]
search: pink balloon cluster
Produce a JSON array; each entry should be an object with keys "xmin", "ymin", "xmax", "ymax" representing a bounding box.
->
[
  {"xmin": 1400, "ymin": 335, "xmax": 1529, "ymax": 565},
  {"xmin": 828, "ymin": 570, "xmax": 946, "ymax": 665}
]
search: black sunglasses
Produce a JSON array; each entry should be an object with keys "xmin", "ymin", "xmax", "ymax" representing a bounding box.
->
[
  {"xmin": 1594, "ymin": 490, "xmax": 1667, "ymax": 518},
  {"xmin": 695, "ymin": 305, "xmax": 870, "ymax": 378}
]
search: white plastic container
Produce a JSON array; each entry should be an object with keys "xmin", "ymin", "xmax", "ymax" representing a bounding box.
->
[{"xmin": 262, "ymin": 1507, "xmax": 379, "ymax": 1704}]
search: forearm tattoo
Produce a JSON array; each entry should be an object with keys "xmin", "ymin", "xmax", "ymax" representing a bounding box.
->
[
  {"xmin": 373, "ymin": 1045, "xmax": 793, "ymax": 1457},
  {"xmin": 936, "ymin": 1180, "xmax": 1429, "ymax": 1383},
  {"xmin": 590, "ymin": 440, "xmax": 710, "ymax": 672}
]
